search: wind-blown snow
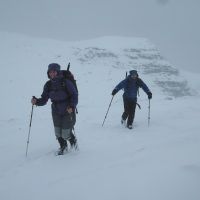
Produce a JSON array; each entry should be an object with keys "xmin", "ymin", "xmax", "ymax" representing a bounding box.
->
[{"xmin": 0, "ymin": 32, "xmax": 200, "ymax": 200}]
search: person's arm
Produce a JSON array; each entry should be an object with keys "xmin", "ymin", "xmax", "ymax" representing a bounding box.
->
[
  {"xmin": 137, "ymin": 78, "xmax": 152, "ymax": 99},
  {"xmin": 112, "ymin": 79, "xmax": 127, "ymax": 96},
  {"xmin": 31, "ymin": 82, "xmax": 50, "ymax": 106}
]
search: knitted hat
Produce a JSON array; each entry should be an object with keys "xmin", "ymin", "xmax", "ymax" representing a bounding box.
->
[
  {"xmin": 47, "ymin": 63, "xmax": 61, "ymax": 73},
  {"xmin": 47, "ymin": 63, "xmax": 61, "ymax": 78},
  {"xmin": 129, "ymin": 70, "xmax": 138, "ymax": 77}
]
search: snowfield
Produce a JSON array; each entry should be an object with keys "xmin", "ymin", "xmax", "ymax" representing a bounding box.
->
[{"xmin": 0, "ymin": 32, "xmax": 200, "ymax": 200}]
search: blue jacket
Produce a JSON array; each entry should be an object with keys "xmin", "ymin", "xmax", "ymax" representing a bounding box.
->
[
  {"xmin": 114, "ymin": 75, "xmax": 151, "ymax": 101},
  {"xmin": 36, "ymin": 77, "xmax": 78, "ymax": 115}
]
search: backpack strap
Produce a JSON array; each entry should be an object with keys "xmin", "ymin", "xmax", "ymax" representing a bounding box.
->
[{"xmin": 136, "ymin": 78, "xmax": 143, "ymax": 97}]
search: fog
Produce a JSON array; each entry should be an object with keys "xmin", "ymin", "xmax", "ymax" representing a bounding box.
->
[{"xmin": 0, "ymin": 0, "xmax": 199, "ymax": 72}]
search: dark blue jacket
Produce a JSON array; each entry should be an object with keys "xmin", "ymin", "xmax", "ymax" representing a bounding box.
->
[
  {"xmin": 36, "ymin": 77, "xmax": 78, "ymax": 115},
  {"xmin": 114, "ymin": 75, "xmax": 151, "ymax": 101}
]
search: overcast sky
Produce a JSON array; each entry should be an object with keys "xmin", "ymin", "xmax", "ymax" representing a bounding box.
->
[{"xmin": 0, "ymin": 0, "xmax": 199, "ymax": 72}]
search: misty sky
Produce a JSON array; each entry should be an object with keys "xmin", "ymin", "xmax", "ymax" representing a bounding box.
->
[{"xmin": 0, "ymin": 0, "xmax": 200, "ymax": 72}]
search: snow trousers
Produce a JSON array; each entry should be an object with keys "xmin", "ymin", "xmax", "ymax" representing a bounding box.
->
[
  {"xmin": 52, "ymin": 111, "xmax": 76, "ymax": 141},
  {"xmin": 122, "ymin": 97, "xmax": 136, "ymax": 126}
]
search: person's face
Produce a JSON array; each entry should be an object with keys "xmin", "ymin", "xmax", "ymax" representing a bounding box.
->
[
  {"xmin": 131, "ymin": 74, "xmax": 137, "ymax": 79},
  {"xmin": 49, "ymin": 70, "xmax": 58, "ymax": 79}
]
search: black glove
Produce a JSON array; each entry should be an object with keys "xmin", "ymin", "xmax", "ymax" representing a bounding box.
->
[
  {"xmin": 148, "ymin": 92, "xmax": 152, "ymax": 99},
  {"xmin": 112, "ymin": 89, "xmax": 117, "ymax": 96},
  {"xmin": 31, "ymin": 96, "xmax": 38, "ymax": 105}
]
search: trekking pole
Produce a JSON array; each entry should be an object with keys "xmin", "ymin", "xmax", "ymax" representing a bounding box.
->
[
  {"xmin": 102, "ymin": 96, "xmax": 114, "ymax": 127},
  {"xmin": 148, "ymin": 99, "xmax": 151, "ymax": 127},
  {"xmin": 26, "ymin": 104, "xmax": 34, "ymax": 157}
]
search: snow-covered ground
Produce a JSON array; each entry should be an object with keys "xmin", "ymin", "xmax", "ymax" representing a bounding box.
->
[{"xmin": 0, "ymin": 32, "xmax": 200, "ymax": 200}]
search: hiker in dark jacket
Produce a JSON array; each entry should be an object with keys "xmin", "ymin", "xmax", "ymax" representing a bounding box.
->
[
  {"xmin": 112, "ymin": 70, "xmax": 152, "ymax": 129},
  {"xmin": 31, "ymin": 63, "xmax": 78, "ymax": 154}
]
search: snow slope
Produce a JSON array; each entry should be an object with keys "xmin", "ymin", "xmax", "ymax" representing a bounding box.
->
[{"xmin": 0, "ymin": 32, "xmax": 200, "ymax": 200}]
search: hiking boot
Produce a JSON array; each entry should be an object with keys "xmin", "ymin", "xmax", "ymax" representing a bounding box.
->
[
  {"xmin": 58, "ymin": 137, "xmax": 67, "ymax": 152},
  {"xmin": 69, "ymin": 137, "xmax": 78, "ymax": 150},
  {"xmin": 69, "ymin": 130, "xmax": 78, "ymax": 150},
  {"xmin": 57, "ymin": 141, "xmax": 68, "ymax": 155},
  {"xmin": 127, "ymin": 124, "xmax": 133, "ymax": 129},
  {"xmin": 57, "ymin": 148, "xmax": 64, "ymax": 155},
  {"xmin": 121, "ymin": 118, "xmax": 126, "ymax": 125}
]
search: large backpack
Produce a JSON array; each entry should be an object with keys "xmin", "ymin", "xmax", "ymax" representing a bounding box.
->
[{"xmin": 61, "ymin": 62, "xmax": 78, "ymax": 94}]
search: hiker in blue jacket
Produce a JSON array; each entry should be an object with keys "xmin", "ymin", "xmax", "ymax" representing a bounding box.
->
[
  {"xmin": 112, "ymin": 70, "xmax": 152, "ymax": 129},
  {"xmin": 31, "ymin": 63, "xmax": 78, "ymax": 154}
]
